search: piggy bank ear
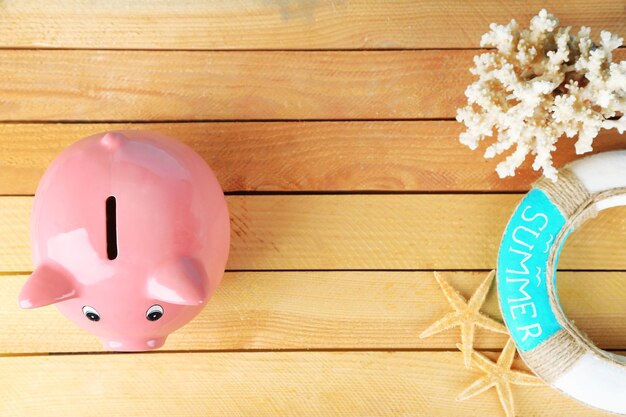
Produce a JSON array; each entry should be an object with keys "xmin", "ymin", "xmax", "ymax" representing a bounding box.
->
[
  {"xmin": 147, "ymin": 258, "xmax": 208, "ymax": 305},
  {"xmin": 19, "ymin": 262, "xmax": 79, "ymax": 309}
]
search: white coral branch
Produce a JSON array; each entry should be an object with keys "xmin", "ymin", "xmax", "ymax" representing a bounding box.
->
[{"xmin": 456, "ymin": 9, "xmax": 626, "ymax": 181}]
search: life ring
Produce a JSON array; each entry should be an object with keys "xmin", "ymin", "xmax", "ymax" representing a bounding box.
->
[{"xmin": 497, "ymin": 150, "xmax": 626, "ymax": 414}]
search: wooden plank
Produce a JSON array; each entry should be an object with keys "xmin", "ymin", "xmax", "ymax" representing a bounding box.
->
[
  {"xmin": 0, "ymin": 49, "xmax": 470, "ymax": 121},
  {"xmin": 0, "ymin": 350, "xmax": 615, "ymax": 417},
  {"xmin": 2, "ymin": 122, "xmax": 626, "ymax": 194},
  {"xmin": 2, "ymin": 195, "xmax": 626, "ymax": 272},
  {"xmin": 0, "ymin": 1, "xmax": 624, "ymax": 50},
  {"xmin": 1, "ymin": 271, "xmax": 625, "ymax": 354},
  {"xmin": 2, "ymin": 49, "xmax": 623, "ymax": 121}
]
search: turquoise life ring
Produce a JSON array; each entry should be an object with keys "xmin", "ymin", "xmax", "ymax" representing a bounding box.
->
[{"xmin": 498, "ymin": 150, "xmax": 626, "ymax": 415}]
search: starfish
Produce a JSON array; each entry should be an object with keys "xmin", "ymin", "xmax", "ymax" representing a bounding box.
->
[
  {"xmin": 456, "ymin": 338, "xmax": 544, "ymax": 417},
  {"xmin": 419, "ymin": 270, "xmax": 508, "ymax": 367}
]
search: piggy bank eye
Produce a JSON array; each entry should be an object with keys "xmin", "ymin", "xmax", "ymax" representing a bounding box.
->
[
  {"xmin": 82, "ymin": 306, "xmax": 101, "ymax": 322},
  {"xmin": 146, "ymin": 304, "xmax": 164, "ymax": 321}
]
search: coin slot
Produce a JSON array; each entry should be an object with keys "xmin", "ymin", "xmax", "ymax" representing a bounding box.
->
[{"xmin": 106, "ymin": 196, "xmax": 118, "ymax": 260}]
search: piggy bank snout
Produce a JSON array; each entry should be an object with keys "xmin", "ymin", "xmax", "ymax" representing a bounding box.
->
[{"xmin": 102, "ymin": 336, "xmax": 167, "ymax": 352}]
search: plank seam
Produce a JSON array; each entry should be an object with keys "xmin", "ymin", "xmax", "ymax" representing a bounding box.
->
[{"xmin": 0, "ymin": 47, "xmax": 623, "ymax": 52}]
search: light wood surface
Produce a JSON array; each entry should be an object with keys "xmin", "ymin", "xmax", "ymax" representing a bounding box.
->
[
  {"xmin": 0, "ymin": 350, "xmax": 616, "ymax": 417},
  {"xmin": 1, "ymin": 49, "xmax": 622, "ymax": 121},
  {"xmin": 1, "ymin": 122, "xmax": 625, "ymax": 194},
  {"xmin": 0, "ymin": 49, "xmax": 472, "ymax": 121},
  {"xmin": 1, "ymin": 2, "xmax": 625, "ymax": 416},
  {"xmin": 3, "ymin": 195, "xmax": 626, "ymax": 272},
  {"xmin": 1, "ymin": 271, "xmax": 625, "ymax": 354},
  {"xmin": 1, "ymin": 1, "xmax": 624, "ymax": 50}
]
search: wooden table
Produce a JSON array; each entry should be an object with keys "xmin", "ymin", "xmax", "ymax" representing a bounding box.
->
[{"xmin": 1, "ymin": 2, "xmax": 625, "ymax": 416}]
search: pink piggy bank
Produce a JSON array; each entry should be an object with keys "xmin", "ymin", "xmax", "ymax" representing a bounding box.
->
[{"xmin": 19, "ymin": 131, "xmax": 230, "ymax": 351}]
